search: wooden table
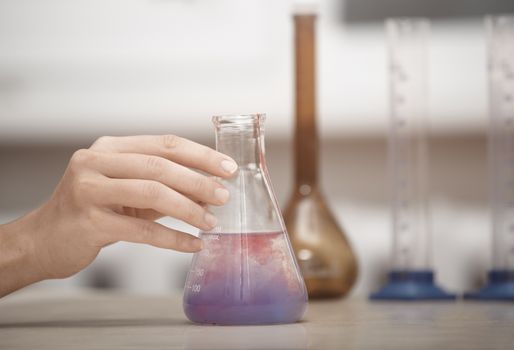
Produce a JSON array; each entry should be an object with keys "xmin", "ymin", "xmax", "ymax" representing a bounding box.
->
[{"xmin": 0, "ymin": 290, "xmax": 513, "ymax": 349}]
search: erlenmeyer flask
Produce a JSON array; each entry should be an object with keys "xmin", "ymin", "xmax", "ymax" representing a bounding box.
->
[{"xmin": 183, "ymin": 114, "xmax": 308, "ymax": 325}]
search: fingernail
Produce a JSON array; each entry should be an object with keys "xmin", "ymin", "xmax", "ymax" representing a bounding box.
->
[
  {"xmin": 221, "ymin": 159, "xmax": 238, "ymax": 174},
  {"xmin": 214, "ymin": 188, "xmax": 230, "ymax": 204},
  {"xmin": 204, "ymin": 212, "xmax": 218, "ymax": 228}
]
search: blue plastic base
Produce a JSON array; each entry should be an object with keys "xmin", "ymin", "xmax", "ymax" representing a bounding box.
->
[
  {"xmin": 464, "ymin": 270, "xmax": 514, "ymax": 301},
  {"xmin": 370, "ymin": 270, "xmax": 456, "ymax": 301}
]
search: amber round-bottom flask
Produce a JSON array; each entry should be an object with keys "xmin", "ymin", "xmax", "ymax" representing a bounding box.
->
[{"xmin": 284, "ymin": 13, "xmax": 357, "ymax": 298}]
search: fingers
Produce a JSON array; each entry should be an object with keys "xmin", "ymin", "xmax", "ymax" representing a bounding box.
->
[
  {"xmin": 90, "ymin": 135, "xmax": 238, "ymax": 178},
  {"xmin": 98, "ymin": 178, "xmax": 218, "ymax": 231},
  {"xmin": 105, "ymin": 213, "xmax": 203, "ymax": 252},
  {"xmin": 86, "ymin": 151, "xmax": 230, "ymax": 206}
]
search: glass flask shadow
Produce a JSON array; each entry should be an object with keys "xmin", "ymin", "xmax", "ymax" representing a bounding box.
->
[{"xmin": 183, "ymin": 114, "xmax": 308, "ymax": 325}]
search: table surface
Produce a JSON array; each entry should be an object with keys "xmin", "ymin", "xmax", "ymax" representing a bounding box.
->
[{"xmin": 0, "ymin": 290, "xmax": 513, "ymax": 350}]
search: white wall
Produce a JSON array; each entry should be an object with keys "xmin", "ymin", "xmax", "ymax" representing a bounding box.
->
[{"xmin": 0, "ymin": 0, "xmax": 488, "ymax": 142}]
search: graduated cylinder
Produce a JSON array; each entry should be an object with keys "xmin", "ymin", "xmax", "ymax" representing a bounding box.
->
[
  {"xmin": 387, "ymin": 19, "xmax": 431, "ymax": 271},
  {"xmin": 487, "ymin": 15, "xmax": 514, "ymax": 272},
  {"xmin": 371, "ymin": 18, "xmax": 454, "ymax": 300}
]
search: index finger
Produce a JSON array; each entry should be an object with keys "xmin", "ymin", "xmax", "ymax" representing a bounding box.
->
[{"xmin": 90, "ymin": 135, "xmax": 238, "ymax": 178}]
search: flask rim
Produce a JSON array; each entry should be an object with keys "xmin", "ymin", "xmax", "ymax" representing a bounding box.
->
[{"xmin": 212, "ymin": 113, "xmax": 266, "ymax": 126}]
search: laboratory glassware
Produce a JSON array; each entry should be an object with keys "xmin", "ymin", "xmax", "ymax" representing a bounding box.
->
[
  {"xmin": 465, "ymin": 15, "xmax": 514, "ymax": 300},
  {"xmin": 183, "ymin": 114, "xmax": 308, "ymax": 325},
  {"xmin": 284, "ymin": 13, "xmax": 358, "ymax": 299},
  {"xmin": 370, "ymin": 18, "xmax": 455, "ymax": 300}
]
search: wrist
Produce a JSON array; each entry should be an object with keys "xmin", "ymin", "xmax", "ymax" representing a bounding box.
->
[{"xmin": 0, "ymin": 209, "xmax": 48, "ymax": 297}]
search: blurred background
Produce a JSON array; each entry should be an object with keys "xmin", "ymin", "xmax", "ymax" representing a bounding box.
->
[{"xmin": 1, "ymin": 0, "xmax": 514, "ymax": 297}]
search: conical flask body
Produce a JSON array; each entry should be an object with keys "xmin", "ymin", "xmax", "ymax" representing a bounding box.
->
[{"xmin": 183, "ymin": 114, "xmax": 308, "ymax": 325}]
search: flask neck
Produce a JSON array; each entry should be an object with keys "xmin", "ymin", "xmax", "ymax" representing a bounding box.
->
[
  {"xmin": 294, "ymin": 117, "xmax": 318, "ymax": 187},
  {"xmin": 214, "ymin": 115, "xmax": 265, "ymax": 169},
  {"xmin": 294, "ymin": 14, "xmax": 318, "ymax": 187}
]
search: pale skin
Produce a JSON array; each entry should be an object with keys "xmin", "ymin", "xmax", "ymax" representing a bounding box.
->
[{"xmin": 0, "ymin": 135, "xmax": 238, "ymax": 298}]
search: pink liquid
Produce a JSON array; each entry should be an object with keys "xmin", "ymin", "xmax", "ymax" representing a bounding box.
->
[{"xmin": 183, "ymin": 232, "xmax": 308, "ymax": 325}]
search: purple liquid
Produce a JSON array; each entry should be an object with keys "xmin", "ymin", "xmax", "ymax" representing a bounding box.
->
[{"xmin": 183, "ymin": 232, "xmax": 308, "ymax": 325}]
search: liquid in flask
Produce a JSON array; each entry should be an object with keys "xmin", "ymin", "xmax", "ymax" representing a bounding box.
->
[{"xmin": 183, "ymin": 114, "xmax": 308, "ymax": 325}]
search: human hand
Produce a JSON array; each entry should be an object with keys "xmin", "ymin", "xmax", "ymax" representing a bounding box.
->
[{"xmin": 0, "ymin": 135, "xmax": 237, "ymax": 294}]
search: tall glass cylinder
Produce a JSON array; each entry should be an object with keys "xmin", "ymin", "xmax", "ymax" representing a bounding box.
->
[
  {"xmin": 371, "ymin": 18, "xmax": 454, "ymax": 300},
  {"xmin": 387, "ymin": 18, "xmax": 430, "ymax": 271},
  {"xmin": 464, "ymin": 15, "xmax": 514, "ymax": 301},
  {"xmin": 487, "ymin": 15, "xmax": 514, "ymax": 272}
]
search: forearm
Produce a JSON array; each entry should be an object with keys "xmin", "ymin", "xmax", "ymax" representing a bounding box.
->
[{"xmin": 0, "ymin": 211, "xmax": 46, "ymax": 297}]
